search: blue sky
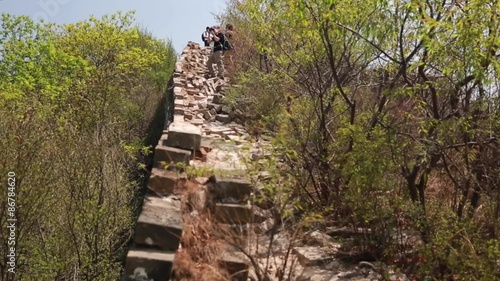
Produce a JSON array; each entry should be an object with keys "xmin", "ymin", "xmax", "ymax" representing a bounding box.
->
[{"xmin": 0, "ymin": 0, "xmax": 226, "ymax": 53}]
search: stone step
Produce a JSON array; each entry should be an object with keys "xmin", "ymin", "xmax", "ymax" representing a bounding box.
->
[
  {"xmin": 173, "ymin": 107, "xmax": 184, "ymax": 115},
  {"xmin": 206, "ymin": 175, "xmax": 254, "ymax": 203},
  {"xmin": 164, "ymin": 121, "xmax": 202, "ymax": 151},
  {"xmin": 216, "ymin": 114, "xmax": 231, "ymax": 123},
  {"xmin": 124, "ymin": 249, "xmax": 175, "ymax": 281},
  {"xmin": 213, "ymin": 203, "xmax": 269, "ymax": 224},
  {"xmin": 218, "ymin": 251, "xmax": 250, "ymax": 281},
  {"xmin": 158, "ymin": 133, "xmax": 169, "ymax": 146},
  {"xmin": 153, "ymin": 145, "xmax": 191, "ymax": 169},
  {"xmin": 134, "ymin": 196, "xmax": 182, "ymax": 251},
  {"xmin": 173, "ymin": 114, "xmax": 184, "ymax": 123},
  {"xmin": 174, "ymin": 99, "xmax": 184, "ymax": 107},
  {"xmin": 207, "ymin": 103, "xmax": 222, "ymax": 113},
  {"xmin": 147, "ymin": 168, "xmax": 184, "ymax": 197},
  {"xmin": 292, "ymin": 246, "xmax": 339, "ymax": 266}
]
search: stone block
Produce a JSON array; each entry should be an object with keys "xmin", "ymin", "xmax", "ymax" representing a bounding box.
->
[
  {"xmin": 198, "ymin": 101, "xmax": 207, "ymax": 109},
  {"xmin": 194, "ymin": 95, "xmax": 205, "ymax": 101},
  {"xmin": 173, "ymin": 114, "xmax": 184, "ymax": 123},
  {"xmin": 213, "ymin": 203, "xmax": 269, "ymax": 224},
  {"xmin": 125, "ymin": 249, "xmax": 175, "ymax": 281},
  {"xmin": 158, "ymin": 133, "xmax": 169, "ymax": 147},
  {"xmin": 134, "ymin": 196, "xmax": 182, "ymax": 251},
  {"xmin": 153, "ymin": 145, "xmax": 191, "ymax": 168},
  {"xmin": 212, "ymin": 94, "xmax": 223, "ymax": 104},
  {"xmin": 174, "ymin": 99, "xmax": 184, "ymax": 106},
  {"xmin": 147, "ymin": 168, "xmax": 183, "ymax": 197},
  {"xmin": 254, "ymin": 217, "xmax": 276, "ymax": 235},
  {"xmin": 292, "ymin": 246, "xmax": 339, "ymax": 266},
  {"xmin": 203, "ymin": 110, "xmax": 213, "ymax": 120},
  {"xmin": 226, "ymin": 135, "xmax": 247, "ymax": 145},
  {"xmin": 187, "ymin": 189, "xmax": 207, "ymax": 211},
  {"xmin": 216, "ymin": 114, "xmax": 230, "ymax": 123},
  {"xmin": 188, "ymin": 89, "xmax": 200, "ymax": 95},
  {"xmin": 207, "ymin": 175, "xmax": 253, "ymax": 202},
  {"xmin": 221, "ymin": 105, "xmax": 232, "ymax": 114},
  {"xmin": 191, "ymin": 119, "xmax": 204, "ymax": 126},
  {"xmin": 174, "ymin": 107, "xmax": 184, "ymax": 115},
  {"xmin": 175, "ymin": 62, "xmax": 183, "ymax": 73},
  {"xmin": 184, "ymin": 112, "xmax": 193, "ymax": 121},
  {"xmin": 173, "ymin": 79, "xmax": 184, "ymax": 87},
  {"xmin": 164, "ymin": 121, "xmax": 201, "ymax": 151},
  {"xmin": 218, "ymin": 252, "xmax": 249, "ymax": 281}
]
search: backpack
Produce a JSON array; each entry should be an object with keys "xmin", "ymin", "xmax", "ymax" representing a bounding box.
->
[
  {"xmin": 201, "ymin": 33, "xmax": 205, "ymax": 41},
  {"xmin": 222, "ymin": 33, "xmax": 233, "ymax": 51}
]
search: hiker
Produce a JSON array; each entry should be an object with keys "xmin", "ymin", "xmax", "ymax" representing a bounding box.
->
[
  {"xmin": 201, "ymin": 26, "xmax": 210, "ymax": 47},
  {"xmin": 225, "ymin": 24, "xmax": 235, "ymax": 41},
  {"xmin": 206, "ymin": 26, "xmax": 226, "ymax": 78},
  {"xmin": 223, "ymin": 24, "xmax": 235, "ymax": 64}
]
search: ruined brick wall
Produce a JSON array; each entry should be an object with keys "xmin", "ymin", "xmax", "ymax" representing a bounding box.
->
[{"xmin": 122, "ymin": 41, "xmax": 256, "ymax": 281}]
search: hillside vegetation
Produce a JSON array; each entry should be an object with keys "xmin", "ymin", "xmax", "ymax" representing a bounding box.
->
[
  {"xmin": 220, "ymin": 0, "xmax": 500, "ymax": 279},
  {"xmin": 0, "ymin": 11, "xmax": 176, "ymax": 280}
]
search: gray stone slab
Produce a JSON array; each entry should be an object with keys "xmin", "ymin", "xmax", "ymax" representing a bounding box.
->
[
  {"xmin": 216, "ymin": 114, "xmax": 231, "ymax": 123},
  {"xmin": 153, "ymin": 145, "xmax": 191, "ymax": 168},
  {"xmin": 173, "ymin": 107, "xmax": 184, "ymax": 115},
  {"xmin": 147, "ymin": 168, "xmax": 184, "ymax": 197},
  {"xmin": 207, "ymin": 175, "xmax": 253, "ymax": 202},
  {"xmin": 218, "ymin": 251, "xmax": 249, "ymax": 281},
  {"xmin": 164, "ymin": 121, "xmax": 201, "ymax": 151},
  {"xmin": 292, "ymin": 246, "xmax": 339, "ymax": 266},
  {"xmin": 125, "ymin": 249, "xmax": 175, "ymax": 281},
  {"xmin": 213, "ymin": 203, "xmax": 269, "ymax": 224},
  {"xmin": 134, "ymin": 196, "xmax": 182, "ymax": 251}
]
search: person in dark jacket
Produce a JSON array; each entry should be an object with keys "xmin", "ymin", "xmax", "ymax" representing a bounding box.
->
[{"xmin": 206, "ymin": 26, "xmax": 225, "ymax": 78}]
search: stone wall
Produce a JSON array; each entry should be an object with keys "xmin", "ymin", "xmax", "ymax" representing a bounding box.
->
[{"xmin": 123, "ymin": 42, "xmax": 254, "ymax": 281}]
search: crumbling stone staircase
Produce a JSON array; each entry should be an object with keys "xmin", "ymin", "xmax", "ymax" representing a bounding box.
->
[{"xmin": 123, "ymin": 42, "xmax": 266, "ymax": 281}]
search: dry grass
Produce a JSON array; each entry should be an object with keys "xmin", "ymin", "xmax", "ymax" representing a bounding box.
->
[
  {"xmin": 171, "ymin": 178, "xmax": 233, "ymax": 281},
  {"xmin": 169, "ymin": 173, "xmax": 305, "ymax": 281}
]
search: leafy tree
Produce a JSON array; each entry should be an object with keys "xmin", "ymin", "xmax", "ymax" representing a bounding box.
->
[
  {"xmin": 222, "ymin": 0, "xmax": 500, "ymax": 279},
  {"xmin": 0, "ymin": 11, "xmax": 176, "ymax": 280}
]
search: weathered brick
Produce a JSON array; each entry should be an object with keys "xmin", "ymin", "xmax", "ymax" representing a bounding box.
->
[
  {"xmin": 134, "ymin": 196, "xmax": 182, "ymax": 251},
  {"xmin": 153, "ymin": 145, "xmax": 191, "ymax": 168},
  {"xmin": 207, "ymin": 175, "xmax": 253, "ymax": 202},
  {"xmin": 218, "ymin": 252, "xmax": 250, "ymax": 281},
  {"xmin": 213, "ymin": 203, "xmax": 269, "ymax": 224},
  {"xmin": 125, "ymin": 249, "xmax": 175, "ymax": 281},
  {"xmin": 147, "ymin": 168, "xmax": 183, "ymax": 197},
  {"xmin": 164, "ymin": 121, "xmax": 201, "ymax": 151}
]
